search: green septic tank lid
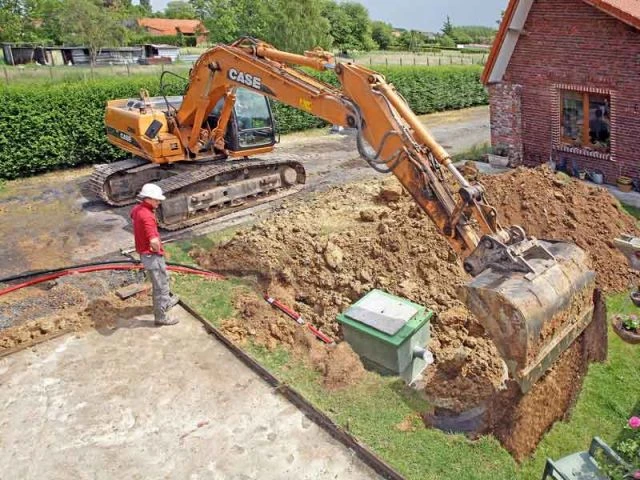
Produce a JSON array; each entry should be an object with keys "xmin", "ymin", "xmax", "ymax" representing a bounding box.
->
[{"xmin": 337, "ymin": 289, "xmax": 432, "ymax": 347}]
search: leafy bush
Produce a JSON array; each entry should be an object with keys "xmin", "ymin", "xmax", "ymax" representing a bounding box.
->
[{"xmin": 0, "ymin": 65, "xmax": 487, "ymax": 179}]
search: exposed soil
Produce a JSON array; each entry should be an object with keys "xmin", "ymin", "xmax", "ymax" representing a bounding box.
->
[
  {"xmin": 488, "ymin": 338, "xmax": 587, "ymax": 462},
  {"xmin": 222, "ymin": 291, "xmax": 365, "ymax": 390},
  {"xmin": 194, "ymin": 165, "xmax": 635, "ymax": 459},
  {"xmin": 0, "ymin": 287, "xmax": 150, "ymax": 355},
  {"xmin": 0, "ymin": 270, "xmax": 145, "ymax": 330},
  {"xmin": 482, "ymin": 166, "xmax": 640, "ymax": 292}
]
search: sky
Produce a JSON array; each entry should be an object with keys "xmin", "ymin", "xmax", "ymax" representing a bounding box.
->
[{"xmin": 148, "ymin": 0, "xmax": 509, "ymax": 32}]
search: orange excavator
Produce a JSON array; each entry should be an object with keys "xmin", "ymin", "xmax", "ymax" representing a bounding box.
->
[{"xmin": 93, "ymin": 37, "xmax": 599, "ymax": 393}]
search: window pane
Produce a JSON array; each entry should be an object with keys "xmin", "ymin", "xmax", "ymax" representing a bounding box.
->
[
  {"xmin": 235, "ymin": 88, "xmax": 272, "ymax": 131},
  {"xmin": 562, "ymin": 92, "xmax": 583, "ymax": 143},
  {"xmin": 589, "ymin": 94, "xmax": 610, "ymax": 152},
  {"xmin": 234, "ymin": 88, "xmax": 275, "ymax": 149}
]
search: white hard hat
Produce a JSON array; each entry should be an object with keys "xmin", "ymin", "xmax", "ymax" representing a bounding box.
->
[{"xmin": 139, "ymin": 183, "xmax": 166, "ymax": 201}]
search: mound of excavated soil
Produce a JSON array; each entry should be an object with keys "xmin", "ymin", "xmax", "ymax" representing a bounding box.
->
[
  {"xmin": 482, "ymin": 166, "xmax": 640, "ymax": 292},
  {"xmin": 195, "ymin": 178, "xmax": 507, "ymax": 406},
  {"xmin": 194, "ymin": 166, "xmax": 636, "ymax": 458}
]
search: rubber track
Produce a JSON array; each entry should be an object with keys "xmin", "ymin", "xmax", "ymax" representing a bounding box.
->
[
  {"xmin": 154, "ymin": 157, "xmax": 305, "ymax": 231},
  {"xmin": 89, "ymin": 157, "xmax": 148, "ymax": 207}
]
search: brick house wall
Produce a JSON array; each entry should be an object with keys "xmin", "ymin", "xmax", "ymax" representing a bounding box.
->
[
  {"xmin": 489, "ymin": 0, "xmax": 640, "ymax": 184},
  {"xmin": 488, "ymin": 83, "xmax": 524, "ymax": 164}
]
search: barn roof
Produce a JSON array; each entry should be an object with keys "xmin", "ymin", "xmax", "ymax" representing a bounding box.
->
[
  {"xmin": 482, "ymin": 0, "xmax": 640, "ymax": 84},
  {"xmin": 137, "ymin": 18, "xmax": 209, "ymax": 36}
]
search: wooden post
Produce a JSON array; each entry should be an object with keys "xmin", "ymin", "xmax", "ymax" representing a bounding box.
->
[
  {"xmin": 49, "ymin": 66, "xmax": 53, "ymax": 80},
  {"xmin": 400, "ymin": 57, "xmax": 403, "ymax": 67},
  {"xmin": 369, "ymin": 57, "xmax": 372, "ymax": 66},
  {"xmin": 126, "ymin": 63, "xmax": 130, "ymax": 76},
  {"xmin": 413, "ymin": 57, "xmax": 416, "ymax": 66},
  {"xmin": 385, "ymin": 57, "xmax": 388, "ymax": 67},
  {"xmin": 90, "ymin": 63, "xmax": 94, "ymax": 80},
  {"xmin": 3, "ymin": 67, "xmax": 8, "ymax": 85},
  {"xmin": 427, "ymin": 57, "xmax": 430, "ymax": 66}
]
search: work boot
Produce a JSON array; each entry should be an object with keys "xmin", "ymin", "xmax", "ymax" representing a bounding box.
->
[
  {"xmin": 155, "ymin": 316, "xmax": 179, "ymax": 326},
  {"xmin": 167, "ymin": 294, "xmax": 180, "ymax": 310}
]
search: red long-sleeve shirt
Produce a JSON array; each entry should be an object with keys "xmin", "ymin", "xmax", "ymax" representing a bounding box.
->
[{"xmin": 131, "ymin": 202, "xmax": 164, "ymax": 255}]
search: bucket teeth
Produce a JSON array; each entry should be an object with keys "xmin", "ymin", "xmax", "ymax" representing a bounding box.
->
[{"xmin": 461, "ymin": 240, "xmax": 595, "ymax": 393}]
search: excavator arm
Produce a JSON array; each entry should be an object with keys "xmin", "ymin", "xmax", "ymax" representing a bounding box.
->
[{"xmin": 174, "ymin": 37, "xmax": 505, "ymax": 257}]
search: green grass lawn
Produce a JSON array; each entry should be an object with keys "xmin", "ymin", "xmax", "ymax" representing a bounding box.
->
[{"xmin": 167, "ymin": 225, "xmax": 640, "ymax": 480}]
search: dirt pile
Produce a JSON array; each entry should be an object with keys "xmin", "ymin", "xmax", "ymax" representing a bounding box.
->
[
  {"xmin": 482, "ymin": 166, "xmax": 640, "ymax": 291},
  {"xmin": 196, "ymin": 178, "xmax": 506, "ymax": 408},
  {"xmin": 221, "ymin": 291, "xmax": 365, "ymax": 390},
  {"xmin": 194, "ymin": 166, "xmax": 635, "ymax": 458}
]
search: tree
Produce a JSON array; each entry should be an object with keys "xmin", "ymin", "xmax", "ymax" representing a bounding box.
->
[
  {"xmin": 55, "ymin": 0, "xmax": 126, "ymax": 64},
  {"xmin": 323, "ymin": 0, "xmax": 376, "ymax": 52},
  {"xmin": 371, "ymin": 20, "xmax": 394, "ymax": 50},
  {"xmin": 191, "ymin": 0, "xmax": 239, "ymax": 42},
  {"xmin": 0, "ymin": 0, "xmax": 49, "ymax": 42},
  {"xmin": 163, "ymin": 0, "xmax": 196, "ymax": 18},
  {"xmin": 438, "ymin": 34, "xmax": 455, "ymax": 48},
  {"xmin": 268, "ymin": 0, "xmax": 331, "ymax": 52},
  {"xmin": 452, "ymin": 25, "xmax": 497, "ymax": 44},
  {"xmin": 398, "ymin": 30, "xmax": 427, "ymax": 51},
  {"xmin": 191, "ymin": 0, "xmax": 273, "ymax": 44},
  {"xmin": 452, "ymin": 29, "xmax": 473, "ymax": 45},
  {"xmin": 441, "ymin": 15, "xmax": 453, "ymax": 37},
  {"xmin": 139, "ymin": 0, "xmax": 151, "ymax": 14},
  {"xmin": 0, "ymin": 0, "xmax": 28, "ymax": 42}
]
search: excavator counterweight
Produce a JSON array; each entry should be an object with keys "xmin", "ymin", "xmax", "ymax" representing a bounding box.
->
[{"xmin": 95, "ymin": 37, "xmax": 601, "ymax": 393}]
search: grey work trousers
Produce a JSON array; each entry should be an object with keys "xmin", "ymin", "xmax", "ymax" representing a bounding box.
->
[{"xmin": 141, "ymin": 254, "xmax": 171, "ymax": 323}]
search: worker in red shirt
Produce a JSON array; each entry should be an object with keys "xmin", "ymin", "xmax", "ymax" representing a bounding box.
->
[{"xmin": 131, "ymin": 183, "xmax": 179, "ymax": 325}]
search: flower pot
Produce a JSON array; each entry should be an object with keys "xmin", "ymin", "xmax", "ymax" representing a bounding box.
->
[
  {"xmin": 612, "ymin": 319, "xmax": 640, "ymax": 344},
  {"xmin": 617, "ymin": 176, "xmax": 633, "ymax": 192},
  {"xmin": 487, "ymin": 154, "xmax": 509, "ymax": 168},
  {"xmin": 631, "ymin": 290, "xmax": 640, "ymax": 307}
]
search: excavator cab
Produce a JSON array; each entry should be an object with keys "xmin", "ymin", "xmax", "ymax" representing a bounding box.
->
[{"xmin": 206, "ymin": 88, "xmax": 277, "ymax": 154}]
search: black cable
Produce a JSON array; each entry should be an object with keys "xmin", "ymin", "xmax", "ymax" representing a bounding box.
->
[
  {"xmin": 159, "ymin": 70, "xmax": 188, "ymax": 116},
  {"xmin": 348, "ymin": 103, "xmax": 405, "ymax": 174}
]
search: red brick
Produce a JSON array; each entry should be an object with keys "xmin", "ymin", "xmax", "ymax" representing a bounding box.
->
[{"xmin": 489, "ymin": 0, "xmax": 640, "ymax": 184}]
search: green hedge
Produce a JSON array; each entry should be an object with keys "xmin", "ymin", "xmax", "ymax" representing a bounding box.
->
[{"xmin": 0, "ymin": 65, "xmax": 487, "ymax": 179}]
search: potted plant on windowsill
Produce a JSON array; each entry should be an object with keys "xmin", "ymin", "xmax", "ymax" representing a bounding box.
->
[
  {"xmin": 487, "ymin": 144, "xmax": 510, "ymax": 168},
  {"xmin": 612, "ymin": 313, "xmax": 640, "ymax": 344}
]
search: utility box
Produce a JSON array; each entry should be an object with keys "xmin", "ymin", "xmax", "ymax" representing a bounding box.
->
[{"xmin": 337, "ymin": 290, "xmax": 433, "ymax": 384}]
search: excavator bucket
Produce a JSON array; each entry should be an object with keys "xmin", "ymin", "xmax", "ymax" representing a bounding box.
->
[{"xmin": 461, "ymin": 240, "xmax": 595, "ymax": 393}]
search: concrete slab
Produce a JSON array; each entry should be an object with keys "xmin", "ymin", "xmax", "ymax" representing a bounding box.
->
[{"xmin": 0, "ymin": 307, "xmax": 381, "ymax": 480}]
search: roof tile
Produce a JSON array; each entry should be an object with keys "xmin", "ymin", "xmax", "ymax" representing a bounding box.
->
[{"xmin": 137, "ymin": 18, "xmax": 209, "ymax": 35}]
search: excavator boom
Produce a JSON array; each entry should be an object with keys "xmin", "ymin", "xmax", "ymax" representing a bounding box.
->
[{"xmin": 97, "ymin": 37, "xmax": 597, "ymax": 392}]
